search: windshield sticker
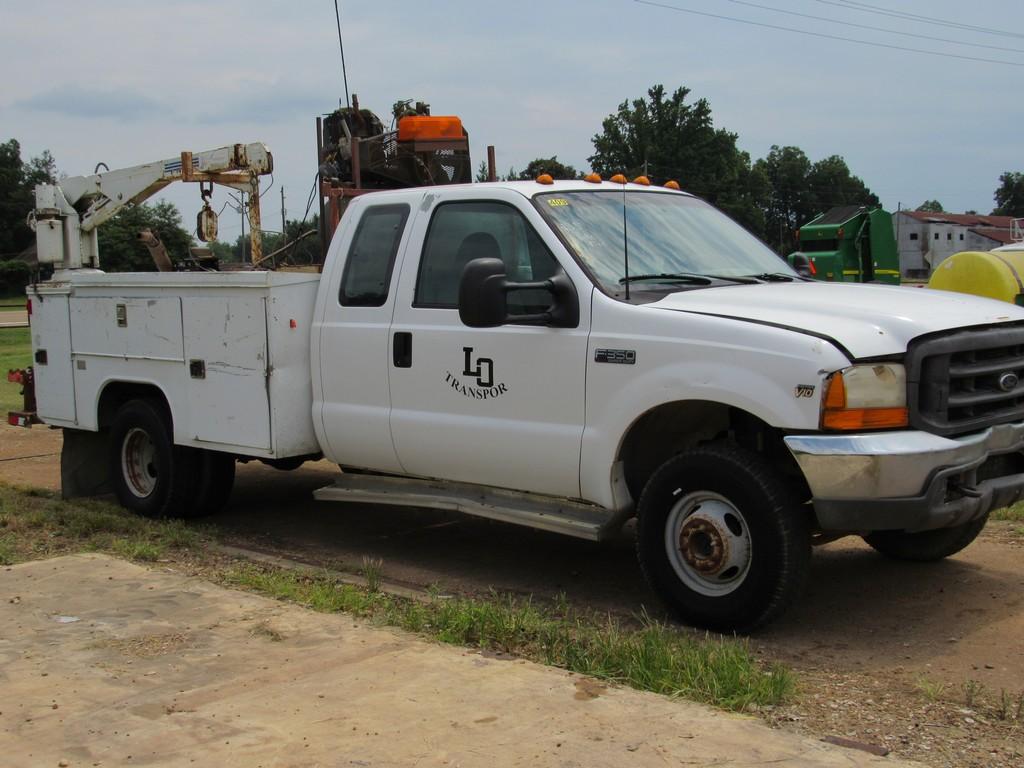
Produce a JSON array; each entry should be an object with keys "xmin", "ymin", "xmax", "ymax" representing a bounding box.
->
[
  {"xmin": 546, "ymin": 198, "xmax": 569, "ymax": 207},
  {"xmin": 444, "ymin": 347, "xmax": 509, "ymax": 400}
]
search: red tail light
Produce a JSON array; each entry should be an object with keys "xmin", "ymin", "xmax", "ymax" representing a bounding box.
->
[{"xmin": 809, "ymin": 259, "xmax": 817, "ymax": 276}]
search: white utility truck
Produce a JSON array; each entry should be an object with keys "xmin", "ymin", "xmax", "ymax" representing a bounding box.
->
[{"xmin": 19, "ymin": 147, "xmax": 1024, "ymax": 631}]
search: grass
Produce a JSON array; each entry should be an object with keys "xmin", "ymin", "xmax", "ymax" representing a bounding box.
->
[
  {"xmin": 915, "ymin": 675, "xmax": 948, "ymax": 702},
  {"xmin": 992, "ymin": 501, "xmax": 1024, "ymax": 523},
  {"xmin": 223, "ymin": 564, "xmax": 793, "ymax": 712},
  {"xmin": 0, "ymin": 297, "xmax": 25, "ymax": 309},
  {"xmin": 0, "ymin": 481, "xmax": 794, "ymax": 712},
  {"xmin": 0, "ymin": 483, "xmax": 202, "ymax": 565},
  {"xmin": 0, "ymin": 326, "xmax": 31, "ymax": 415}
]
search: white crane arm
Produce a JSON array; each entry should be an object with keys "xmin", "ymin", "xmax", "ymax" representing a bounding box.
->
[{"xmin": 33, "ymin": 143, "xmax": 272, "ymax": 271}]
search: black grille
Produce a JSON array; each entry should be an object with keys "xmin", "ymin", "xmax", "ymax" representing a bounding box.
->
[{"xmin": 908, "ymin": 324, "xmax": 1024, "ymax": 436}]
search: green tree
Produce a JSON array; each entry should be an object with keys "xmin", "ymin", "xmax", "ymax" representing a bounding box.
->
[
  {"xmin": 754, "ymin": 148, "xmax": 878, "ymax": 253},
  {"xmin": 475, "ymin": 160, "xmax": 490, "ymax": 183},
  {"xmin": 806, "ymin": 155, "xmax": 878, "ymax": 215},
  {"xmin": 209, "ymin": 214, "xmax": 322, "ymax": 267},
  {"xmin": 916, "ymin": 200, "xmax": 945, "ymax": 213},
  {"xmin": 0, "ymin": 139, "xmax": 57, "ymax": 257},
  {"xmin": 754, "ymin": 146, "xmax": 812, "ymax": 254},
  {"xmin": 588, "ymin": 84, "xmax": 767, "ymax": 236},
  {"xmin": 97, "ymin": 201, "xmax": 194, "ymax": 272},
  {"xmin": 514, "ymin": 156, "xmax": 579, "ymax": 180},
  {"xmin": 992, "ymin": 172, "xmax": 1024, "ymax": 217},
  {"xmin": 0, "ymin": 259, "xmax": 30, "ymax": 296}
]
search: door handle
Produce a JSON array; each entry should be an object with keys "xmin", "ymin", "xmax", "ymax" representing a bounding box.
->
[{"xmin": 393, "ymin": 331, "xmax": 412, "ymax": 368}]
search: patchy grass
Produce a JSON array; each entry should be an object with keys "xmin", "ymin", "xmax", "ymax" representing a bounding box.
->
[
  {"xmin": 223, "ymin": 564, "xmax": 794, "ymax": 711},
  {"xmin": 0, "ymin": 481, "xmax": 794, "ymax": 712},
  {"xmin": 0, "ymin": 326, "xmax": 31, "ymax": 415},
  {"xmin": 0, "ymin": 483, "xmax": 202, "ymax": 564},
  {"xmin": 916, "ymin": 675, "xmax": 948, "ymax": 702},
  {"xmin": 0, "ymin": 296, "xmax": 25, "ymax": 309},
  {"xmin": 992, "ymin": 502, "xmax": 1024, "ymax": 523}
]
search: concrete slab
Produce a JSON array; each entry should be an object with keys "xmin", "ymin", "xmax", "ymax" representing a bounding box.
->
[{"xmin": 0, "ymin": 555, "xmax": 911, "ymax": 767}]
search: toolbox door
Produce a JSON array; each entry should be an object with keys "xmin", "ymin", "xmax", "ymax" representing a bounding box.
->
[{"xmin": 181, "ymin": 295, "xmax": 271, "ymax": 450}]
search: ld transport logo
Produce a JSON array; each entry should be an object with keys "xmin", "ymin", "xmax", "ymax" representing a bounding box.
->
[{"xmin": 444, "ymin": 347, "xmax": 508, "ymax": 400}]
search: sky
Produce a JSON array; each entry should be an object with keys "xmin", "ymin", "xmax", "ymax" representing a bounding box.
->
[{"xmin": 2, "ymin": 0, "xmax": 1021, "ymax": 244}]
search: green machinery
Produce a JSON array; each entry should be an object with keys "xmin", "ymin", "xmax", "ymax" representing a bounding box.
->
[{"xmin": 786, "ymin": 205, "xmax": 900, "ymax": 284}]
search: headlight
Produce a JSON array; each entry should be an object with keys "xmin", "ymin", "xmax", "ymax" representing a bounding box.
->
[{"xmin": 821, "ymin": 363, "xmax": 908, "ymax": 430}]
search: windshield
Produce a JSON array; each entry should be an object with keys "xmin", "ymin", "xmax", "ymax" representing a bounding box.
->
[{"xmin": 534, "ymin": 191, "xmax": 795, "ymax": 293}]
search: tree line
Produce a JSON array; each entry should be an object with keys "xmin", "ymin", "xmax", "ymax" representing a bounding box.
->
[{"xmin": 3, "ymin": 82, "xmax": 1023, "ymax": 284}]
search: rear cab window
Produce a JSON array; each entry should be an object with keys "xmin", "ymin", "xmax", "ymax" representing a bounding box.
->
[{"xmin": 339, "ymin": 204, "xmax": 410, "ymax": 306}]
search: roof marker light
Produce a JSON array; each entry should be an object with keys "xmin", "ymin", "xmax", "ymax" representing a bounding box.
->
[
  {"xmin": 632, "ymin": 176, "xmax": 651, "ymax": 186},
  {"xmin": 584, "ymin": 173, "xmax": 602, "ymax": 183},
  {"xmin": 610, "ymin": 173, "xmax": 627, "ymax": 184},
  {"xmin": 664, "ymin": 180, "xmax": 681, "ymax": 190},
  {"xmin": 536, "ymin": 173, "xmax": 554, "ymax": 185}
]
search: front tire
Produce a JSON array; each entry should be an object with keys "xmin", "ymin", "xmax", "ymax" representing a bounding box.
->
[
  {"xmin": 635, "ymin": 443, "xmax": 811, "ymax": 633},
  {"xmin": 109, "ymin": 399, "xmax": 197, "ymax": 518},
  {"xmin": 863, "ymin": 516, "xmax": 987, "ymax": 561}
]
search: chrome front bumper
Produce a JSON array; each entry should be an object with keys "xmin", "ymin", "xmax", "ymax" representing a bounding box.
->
[{"xmin": 784, "ymin": 421, "xmax": 1024, "ymax": 532}]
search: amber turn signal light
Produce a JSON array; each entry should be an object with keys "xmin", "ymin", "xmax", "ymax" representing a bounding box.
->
[{"xmin": 821, "ymin": 370, "xmax": 908, "ymax": 430}]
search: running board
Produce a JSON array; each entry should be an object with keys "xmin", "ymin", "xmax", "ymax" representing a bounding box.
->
[{"xmin": 313, "ymin": 474, "xmax": 623, "ymax": 541}]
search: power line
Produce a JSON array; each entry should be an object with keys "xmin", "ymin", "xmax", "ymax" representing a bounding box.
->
[
  {"xmin": 820, "ymin": 0, "xmax": 1024, "ymax": 40},
  {"xmin": 633, "ymin": 0, "xmax": 1024, "ymax": 68},
  {"xmin": 724, "ymin": 0, "xmax": 1024, "ymax": 54}
]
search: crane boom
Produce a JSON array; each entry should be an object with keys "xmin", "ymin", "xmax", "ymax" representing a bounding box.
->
[{"xmin": 33, "ymin": 142, "xmax": 273, "ymax": 273}]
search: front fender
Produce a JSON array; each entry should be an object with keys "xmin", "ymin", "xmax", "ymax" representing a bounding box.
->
[{"xmin": 579, "ymin": 300, "xmax": 852, "ymax": 508}]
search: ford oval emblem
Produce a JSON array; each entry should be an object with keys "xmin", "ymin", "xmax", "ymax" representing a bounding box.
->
[{"xmin": 998, "ymin": 372, "xmax": 1019, "ymax": 392}]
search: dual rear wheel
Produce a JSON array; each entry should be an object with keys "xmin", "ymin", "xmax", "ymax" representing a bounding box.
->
[{"xmin": 110, "ymin": 398, "xmax": 235, "ymax": 518}]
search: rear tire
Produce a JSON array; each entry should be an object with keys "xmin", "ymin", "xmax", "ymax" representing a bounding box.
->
[
  {"xmin": 190, "ymin": 450, "xmax": 236, "ymax": 517},
  {"xmin": 635, "ymin": 442, "xmax": 811, "ymax": 633},
  {"xmin": 109, "ymin": 399, "xmax": 197, "ymax": 518},
  {"xmin": 863, "ymin": 516, "xmax": 988, "ymax": 561}
]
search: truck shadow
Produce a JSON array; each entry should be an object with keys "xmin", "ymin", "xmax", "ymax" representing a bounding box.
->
[{"xmin": 219, "ymin": 462, "xmax": 1019, "ymax": 672}]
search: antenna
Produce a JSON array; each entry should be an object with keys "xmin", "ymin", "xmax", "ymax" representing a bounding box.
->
[
  {"xmin": 333, "ymin": 0, "xmax": 351, "ymax": 108},
  {"xmin": 622, "ymin": 178, "xmax": 630, "ymax": 300}
]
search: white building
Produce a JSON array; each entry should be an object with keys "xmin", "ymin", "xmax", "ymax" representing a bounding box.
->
[{"xmin": 893, "ymin": 210, "xmax": 1017, "ymax": 279}]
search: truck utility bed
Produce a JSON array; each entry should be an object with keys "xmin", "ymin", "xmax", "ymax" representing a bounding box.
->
[{"xmin": 30, "ymin": 271, "xmax": 321, "ymax": 459}]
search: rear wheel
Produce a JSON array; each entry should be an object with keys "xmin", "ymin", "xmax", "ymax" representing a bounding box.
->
[
  {"xmin": 635, "ymin": 443, "xmax": 811, "ymax": 633},
  {"xmin": 191, "ymin": 450, "xmax": 236, "ymax": 517},
  {"xmin": 863, "ymin": 516, "xmax": 988, "ymax": 561},
  {"xmin": 109, "ymin": 399, "xmax": 197, "ymax": 518}
]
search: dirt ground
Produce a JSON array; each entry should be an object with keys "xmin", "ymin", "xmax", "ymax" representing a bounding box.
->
[
  {"xmin": 2, "ymin": 554, "xmax": 907, "ymax": 768},
  {"xmin": 2, "ymin": 424, "xmax": 1022, "ymax": 766}
]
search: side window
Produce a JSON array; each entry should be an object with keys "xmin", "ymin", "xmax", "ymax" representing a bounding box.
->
[
  {"xmin": 339, "ymin": 204, "xmax": 410, "ymax": 306},
  {"xmin": 415, "ymin": 201, "xmax": 561, "ymax": 315}
]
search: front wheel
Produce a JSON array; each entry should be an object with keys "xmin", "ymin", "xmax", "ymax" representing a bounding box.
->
[{"xmin": 635, "ymin": 443, "xmax": 811, "ymax": 633}]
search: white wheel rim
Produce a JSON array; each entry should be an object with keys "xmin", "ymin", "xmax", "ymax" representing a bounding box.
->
[
  {"xmin": 121, "ymin": 427, "xmax": 158, "ymax": 498},
  {"xmin": 664, "ymin": 491, "xmax": 752, "ymax": 597}
]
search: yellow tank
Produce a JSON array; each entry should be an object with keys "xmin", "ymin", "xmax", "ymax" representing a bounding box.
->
[{"xmin": 927, "ymin": 250, "xmax": 1024, "ymax": 305}]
